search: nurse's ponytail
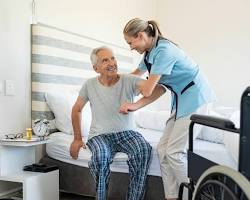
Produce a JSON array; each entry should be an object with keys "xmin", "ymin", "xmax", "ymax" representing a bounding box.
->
[
  {"xmin": 147, "ymin": 20, "xmax": 164, "ymax": 39},
  {"xmin": 123, "ymin": 18, "xmax": 177, "ymax": 45}
]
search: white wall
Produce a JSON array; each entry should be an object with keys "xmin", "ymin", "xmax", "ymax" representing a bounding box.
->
[
  {"xmin": 156, "ymin": 0, "xmax": 250, "ymax": 108},
  {"xmin": 37, "ymin": 0, "xmax": 157, "ymax": 47},
  {"xmin": 0, "ymin": 0, "xmax": 31, "ymax": 134}
]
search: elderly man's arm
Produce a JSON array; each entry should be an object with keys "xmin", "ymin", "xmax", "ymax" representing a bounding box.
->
[
  {"xmin": 119, "ymin": 81, "xmax": 166, "ymax": 114},
  {"xmin": 131, "ymin": 68, "xmax": 146, "ymax": 76},
  {"xmin": 70, "ymin": 96, "xmax": 87, "ymax": 159}
]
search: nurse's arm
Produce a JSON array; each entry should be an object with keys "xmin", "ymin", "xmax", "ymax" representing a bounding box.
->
[
  {"xmin": 139, "ymin": 74, "xmax": 161, "ymax": 97},
  {"xmin": 119, "ymin": 83, "xmax": 166, "ymax": 114},
  {"xmin": 136, "ymin": 82, "xmax": 166, "ymax": 108}
]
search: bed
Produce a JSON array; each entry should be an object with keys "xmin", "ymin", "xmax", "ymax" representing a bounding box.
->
[
  {"xmin": 40, "ymin": 126, "xmax": 238, "ymax": 199},
  {"xmin": 31, "ymin": 23, "xmax": 239, "ymax": 199}
]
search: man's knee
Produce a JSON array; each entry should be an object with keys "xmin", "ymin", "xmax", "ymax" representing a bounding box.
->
[{"xmin": 133, "ymin": 141, "xmax": 152, "ymax": 164}]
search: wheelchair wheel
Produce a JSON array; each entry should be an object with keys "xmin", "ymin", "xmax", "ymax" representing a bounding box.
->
[{"xmin": 192, "ymin": 165, "xmax": 250, "ymax": 200}]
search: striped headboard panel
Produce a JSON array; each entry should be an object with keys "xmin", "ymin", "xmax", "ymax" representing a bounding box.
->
[{"xmin": 31, "ymin": 23, "xmax": 135, "ymax": 133}]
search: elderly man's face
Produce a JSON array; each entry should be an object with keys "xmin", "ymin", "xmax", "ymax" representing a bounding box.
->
[{"xmin": 95, "ymin": 49, "xmax": 118, "ymax": 76}]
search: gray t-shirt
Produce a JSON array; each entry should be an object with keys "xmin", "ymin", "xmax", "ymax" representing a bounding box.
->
[{"xmin": 79, "ymin": 74, "xmax": 141, "ymax": 139}]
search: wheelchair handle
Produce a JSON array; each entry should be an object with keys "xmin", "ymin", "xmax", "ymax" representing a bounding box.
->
[{"xmin": 241, "ymin": 86, "xmax": 250, "ymax": 96}]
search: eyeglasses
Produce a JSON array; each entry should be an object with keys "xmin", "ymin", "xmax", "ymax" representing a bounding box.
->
[{"xmin": 5, "ymin": 133, "xmax": 24, "ymax": 139}]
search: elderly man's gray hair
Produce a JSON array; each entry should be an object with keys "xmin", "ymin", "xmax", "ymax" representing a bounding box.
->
[{"xmin": 90, "ymin": 46, "xmax": 114, "ymax": 66}]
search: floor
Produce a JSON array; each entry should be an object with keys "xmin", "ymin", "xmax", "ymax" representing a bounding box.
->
[
  {"xmin": 60, "ymin": 192, "xmax": 95, "ymax": 200},
  {"xmin": 0, "ymin": 191, "xmax": 95, "ymax": 200}
]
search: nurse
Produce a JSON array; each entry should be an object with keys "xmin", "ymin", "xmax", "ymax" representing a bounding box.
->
[{"xmin": 120, "ymin": 18, "xmax": 216, "ymax": 200}]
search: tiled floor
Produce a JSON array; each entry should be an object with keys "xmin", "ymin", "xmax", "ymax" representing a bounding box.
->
[{"xmin": 60, "ymin": 192, "xmax": 95, "ymax": 200}]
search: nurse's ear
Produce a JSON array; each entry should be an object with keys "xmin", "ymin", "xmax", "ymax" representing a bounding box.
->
[
  {"xmin": 137, "ymin": 31, "xmax": 144, "ymax": 39},
  {"xmin": 137, "ymin": 31, "xmax": 148, "ymax": 42}
]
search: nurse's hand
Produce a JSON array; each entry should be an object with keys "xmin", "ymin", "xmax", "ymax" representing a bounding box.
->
[{"xmin": 119, "ymin": 102, "xmax": 138, "ymax": 114}]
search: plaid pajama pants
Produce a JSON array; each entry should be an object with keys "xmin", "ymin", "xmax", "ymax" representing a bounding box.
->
[{"xmin": 86, "ymin": 130, "xmax": 152, "ymax": 200}]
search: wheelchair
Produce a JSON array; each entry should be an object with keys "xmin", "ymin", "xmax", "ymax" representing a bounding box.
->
[{"xmin": 179, "ymin": 87, "xmax": 250, "ymax": 200}]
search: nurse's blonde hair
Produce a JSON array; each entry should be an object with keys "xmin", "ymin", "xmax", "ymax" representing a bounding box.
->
[
  {"xmin": 123, "ymin": 18, "xmax": 163, "ymax": 39},
  {"xmin": 123, "ymin": 18, "xmax": 176, "ymax": 45}
]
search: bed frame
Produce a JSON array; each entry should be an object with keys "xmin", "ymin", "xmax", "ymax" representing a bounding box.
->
[
  {"xmin": 31, "ymin": 23, "xmax": 165, "ymax": 199},
  {"xmin": 40, "ymin": 156, "xmax": 164, "ymax": 199}
]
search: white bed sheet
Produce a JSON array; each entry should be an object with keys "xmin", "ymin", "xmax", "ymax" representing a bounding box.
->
[
  {"xmin": 46, "ymin": 128, "xmax": 237, "ymax": 177},
  {"xmin": 46, "ymin": 128, "xmax": 162, "ymax": 176}
]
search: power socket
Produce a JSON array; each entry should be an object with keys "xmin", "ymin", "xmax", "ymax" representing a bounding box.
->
[{"xmin": 5, "ymin": 80, "xmax": 15, "ymax": 96}]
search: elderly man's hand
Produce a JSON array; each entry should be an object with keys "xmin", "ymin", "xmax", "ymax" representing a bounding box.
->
[
  {"xmin": 70, "ymin": 139, "xmax": 86, "ymax": 159},
  {"xmin": 119, "ymin": 102, "xmax": 138, "ymax": 114}
]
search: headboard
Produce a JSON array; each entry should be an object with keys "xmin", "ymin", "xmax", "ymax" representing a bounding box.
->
[{"xmin": 31, "ymin": 23, "xmax": 135, "ymax": 132}]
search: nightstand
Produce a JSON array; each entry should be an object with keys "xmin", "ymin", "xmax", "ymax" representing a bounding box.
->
[{"xmin": 0, "ymin": 139, "xmax": 59, "ymax": 200}]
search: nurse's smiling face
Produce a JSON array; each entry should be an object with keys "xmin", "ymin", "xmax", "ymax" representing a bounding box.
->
[{"xmin": 124, "ymin": 32, "xmax": 149, "ymax": 54}]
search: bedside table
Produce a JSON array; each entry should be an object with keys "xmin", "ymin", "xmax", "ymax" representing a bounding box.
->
[{"xmin": 0, "ymin": 139, "xmax": 59, "ymax": 200}]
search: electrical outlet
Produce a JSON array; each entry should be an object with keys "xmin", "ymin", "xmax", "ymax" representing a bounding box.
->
[{"xmin": 5, "ymin": 80, "xmax": 15, "ymax": 96}]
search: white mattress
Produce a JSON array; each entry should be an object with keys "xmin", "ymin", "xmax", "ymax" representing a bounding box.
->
[{"xmin": 46, "ymin": 128, "xmax": 237, "ymax": 177}]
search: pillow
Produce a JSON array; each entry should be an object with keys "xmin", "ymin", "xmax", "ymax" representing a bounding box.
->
[
  {"xmin": 229, "ymin": 110, "xmax": 240, "ymax": 128},
  {"xmin": 223, "ymin": 110, "xmax": 240, "ymax": 163},
  {"xmin": 135, "ymin": 110, "xmax": 170, "ymax": 131},
  {"xmin": 45, "ymin": 90, "xmax": 91, "ymax": 138},
  {"xmin": 197, "ymin": 110, "xmax": 225, "ymax": 144}
]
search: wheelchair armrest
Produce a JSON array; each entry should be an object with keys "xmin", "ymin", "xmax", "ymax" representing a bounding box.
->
[{"xmin": 190, "ymin": 114, "xmax": 240, "ymax": 133}]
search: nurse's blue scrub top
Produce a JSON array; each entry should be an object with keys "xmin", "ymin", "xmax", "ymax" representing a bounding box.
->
[{"xmin": 139, "ymin": 39, "xmax": 216, "ymax": 119}]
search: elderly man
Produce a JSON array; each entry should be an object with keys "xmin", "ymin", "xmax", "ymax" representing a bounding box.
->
[{"xmin": 70, "ymin": 46, "xmax": 165, "ymax": 200}]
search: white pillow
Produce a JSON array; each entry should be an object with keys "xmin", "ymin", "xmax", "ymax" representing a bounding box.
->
[
  {"xmin": 197, "ymin": 110, "xmax": 225, "ymax": 144},
  {"xmin": 45, "ymin": 91, "xmax": 91, "ymax": 138},
  {"xmin": 135, "ymin": 110, "xmax": 170, "ymax": 131},
  {"xmin": 213, "ymin": 106, "xmax": 238, "ymax": 118},
  {"xmin": 223, "ymin": 110, "xmax": 240, "ymax": 163},
  {"xmin": 229, "ymin": 110, "xmax": 240, "ymax": 128}
]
